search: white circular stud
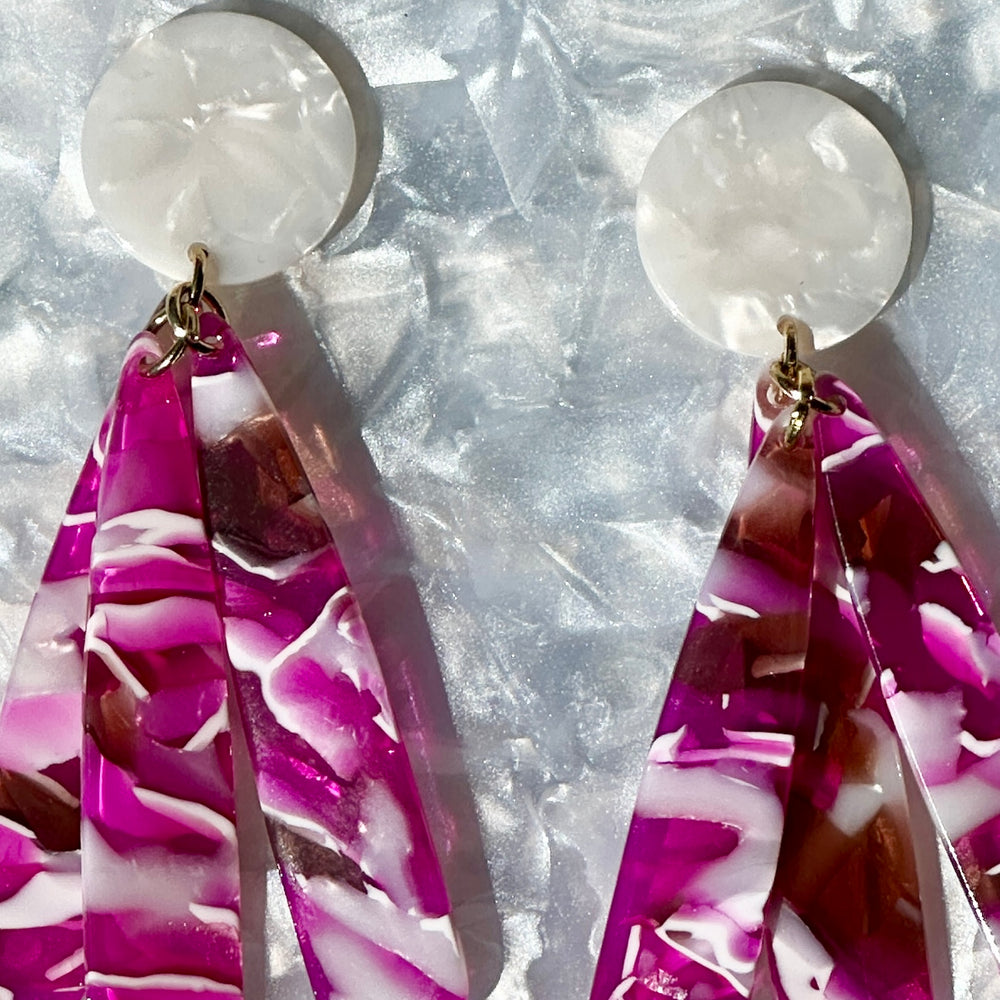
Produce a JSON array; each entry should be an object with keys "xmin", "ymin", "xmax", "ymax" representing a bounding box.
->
[
  {"xmin": 636, "ymin": 81, "xmax": 913, "ymax": 354},
  {"xmin": 82, "ymin": 12, "xmax": 357, "ymax": 285}
]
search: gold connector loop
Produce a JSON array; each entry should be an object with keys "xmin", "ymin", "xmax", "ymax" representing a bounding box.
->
[
  {"xmin": 143, "ymin": 243, "xmax": 226, "ymax": 377},
  {"xmin": 768, "ymin": 315, "xmax": 841, "ymax": 447}
]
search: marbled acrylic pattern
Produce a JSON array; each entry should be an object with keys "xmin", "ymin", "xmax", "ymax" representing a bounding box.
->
[
  {"xmin": 0, "ymin": 412, "xmax": 108, "ymax": 999},
  {"xmin": 817, "ymin": 375, "xmax": 1000, "ymax": 971},
  {"xmin": 590, "ymin": 409, "xmax": 816, "ymax": 1000},
  {"xmin": 0, "ymin": 312, "xmax": 470, "ymax": 998},
  {"xmin": 191, "ymin": 315, "xmax": 467, "ymax": 1000},
  {"xmin": 594, "ymin": 370, "xmax": 1000, "ymax": 999},
  {"xmin": 82, "ymin": 334, "xmax": 241, "ymax": 998},
  {"xmin": 755, "ymin": 381, "xmax": 932, "ymax": 1000}
]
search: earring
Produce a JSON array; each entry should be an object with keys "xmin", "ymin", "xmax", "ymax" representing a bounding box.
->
[
  {"xmin": 0, "ymin": 13, "xmax": 468, "ymax": 1000},
  {"xmin": 591, "ymin": 81, "xmax": 999, "ymax": 999}
]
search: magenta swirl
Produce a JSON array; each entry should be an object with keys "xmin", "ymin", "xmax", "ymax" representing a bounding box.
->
[
  {"xmin": 190, "ymin": 315, "xmax": 467, "ymax": 1000},
  {"xmin": 82, "ymin": 334, "xmax": 241, "ymax": 997},
  {"xmin": 0, "ymin": 399, "xmax": 114, "ymax": 999},
  {"xmin": 0, "ymin": 316, "xmax": 468, "ymax": 999},
  {"xmin": 590, "ymin": 409, "xmax": 816, "ymax": 1000},
  {"xmin": 591, "ymin": 371, "xmax": 1000, "ymax": 999}
]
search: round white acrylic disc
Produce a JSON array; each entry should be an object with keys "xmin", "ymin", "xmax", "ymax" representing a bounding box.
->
[
  {"xmin": 636, "ymin": 81, "xmax": 913, "ymax": 354},
  {"xmin": 82, "ymin": 12, "xmax": 357, "ymax": 285}
]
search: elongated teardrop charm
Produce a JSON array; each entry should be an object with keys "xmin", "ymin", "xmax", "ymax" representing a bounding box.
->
[
  {"xmin": 591, "ymin": 413, "xmax": 816, "ymax": 1000},
  {"xmin": 82, "ymin": 335, "xmax": 242, "ymax": 997},
  {"xmin": 744, "ymin": 375, "xmax": 934, "ymax": 998},
  {"xmin": 191, "ymin": 315, "xmax": 468, "ymax": 1000},
  {"xmin": 757, "ymin": 464, "xmax": 930, "ymax": 998},
  {"xmin": 817, "ymin": 375, "xmax": 1000, "ymax": 967},
  {"xmin": 0, "ymin": 412, "xmax": 110, "ymax": 998}
]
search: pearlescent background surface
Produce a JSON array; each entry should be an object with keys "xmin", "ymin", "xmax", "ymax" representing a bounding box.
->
[{"xmin": 3, "ymin": 1, "xmax": 1000, "ymax": 999}]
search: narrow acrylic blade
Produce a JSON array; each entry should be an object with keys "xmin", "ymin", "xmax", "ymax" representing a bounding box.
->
[
  {"xmin": 746, "ymin": 372, "xmax": 933, "ymax": 998},
  {"xmin": 817, "ymin": 374, "xmax": 1000, "ymax": 973},
  {"xmin": 81, "ymin": 334, "xmax": 241, "ymax": 999},
  {"xmin": 591, "ymin": 412, "xmax": 816, "ymax": 1000},
  {"xmin": 754, "ymin": 447, "xmax": 932, "ymax": 999},
  {"xmin": 190, "ymin": 315, "xmax": 468, "ymax": 1000},
  {"xmin": 0, "ymin": 409, "xmax": 110, "ymax": 999}
]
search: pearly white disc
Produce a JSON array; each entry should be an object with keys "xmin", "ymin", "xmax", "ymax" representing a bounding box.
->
[
  {"xmin": 82, "ymin": 12, "xmax": 357, "ymax": 285},
  {"xmin": 637, "ymin": 81, "xmax": 913, "ymax": 354}
]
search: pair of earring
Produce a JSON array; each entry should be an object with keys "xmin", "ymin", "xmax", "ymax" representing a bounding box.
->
[{"xmin": 0, "ymin": 12, "xmax": 991, "ymax": 1000}]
